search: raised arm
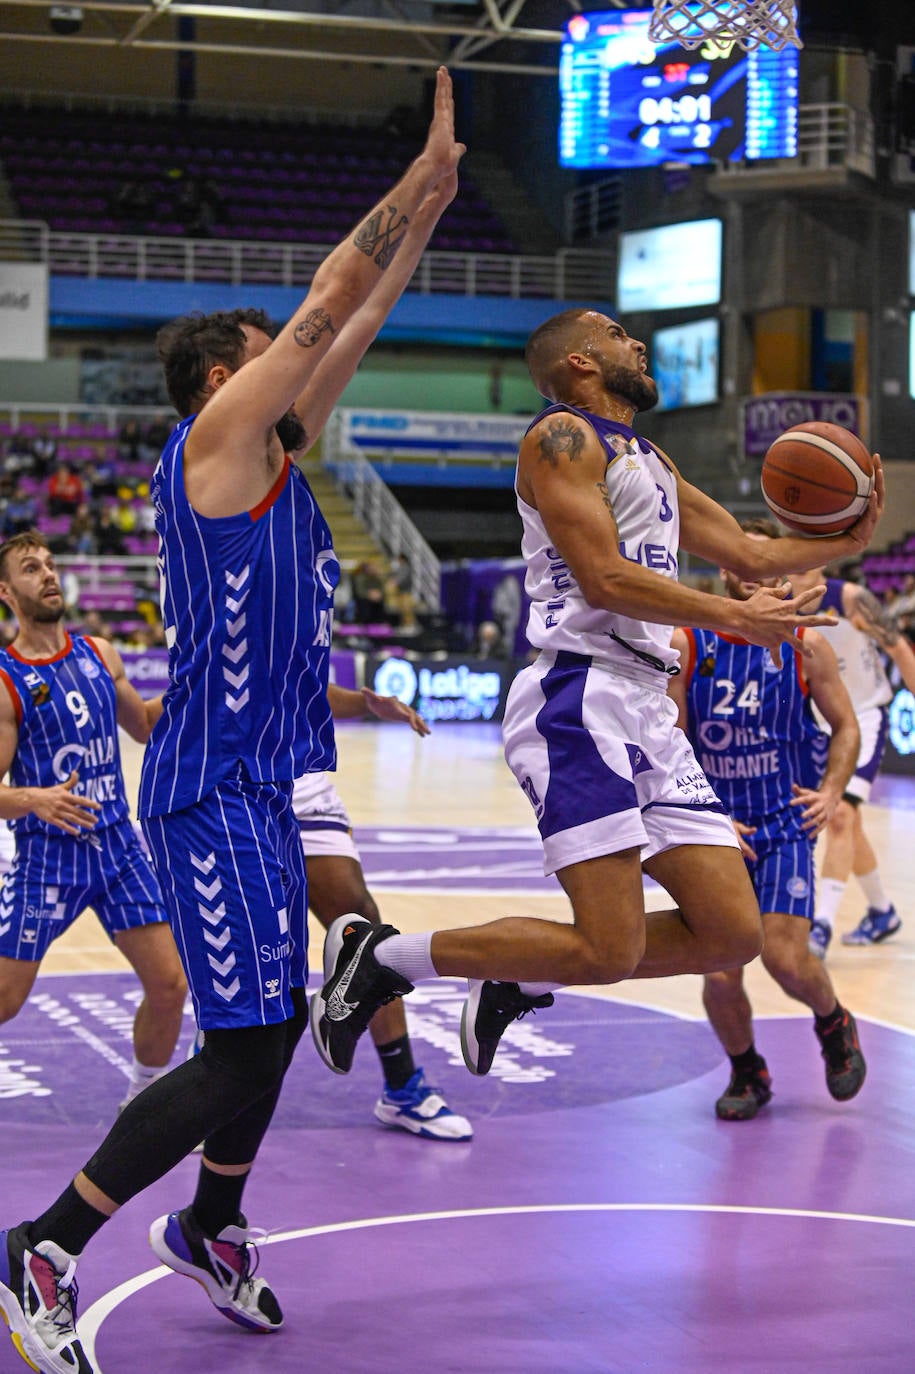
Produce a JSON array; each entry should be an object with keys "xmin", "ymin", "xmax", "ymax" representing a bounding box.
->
[
  {"xmin": 520, "ymin": 411, "xmax": 838, "ymax": 663},
  {"xmin": 290, "ymin": 172, "xmax": 459, "ymax": 456},
  {"xmin": 185, "ymin": 69, "xmax": 464, "ymax": 503},
  {"xmin": 676, "ymin": 456, "xmax": 884, "ymax": 579}
]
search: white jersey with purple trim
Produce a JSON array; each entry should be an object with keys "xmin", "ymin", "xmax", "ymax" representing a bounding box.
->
[
  {"xmin": 520, "ymin": 404, "xmax": 680, "ymax": 684},
  {"xmin": 813, "ymin": 579, "xmax": 892, "ymax": 715}
]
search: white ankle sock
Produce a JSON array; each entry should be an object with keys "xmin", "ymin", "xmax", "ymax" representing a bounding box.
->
[
  {"xmin": 121, "ymin": 1057, "xmax": 168, "ymax": 1107},
  {"xmin": 856, "ymin": 867, "xmax": 892, "ymax": 913},
  {"xmin": 815, "ymin": 878, "xmax": 846, "ymax": 930},
  {"xmin": 518, "ymin": 982, "xmax": 562, "ymax": 997},
  {"xmin": 373, "ymin": 932, "xmax": 437, "ymax": 983}
]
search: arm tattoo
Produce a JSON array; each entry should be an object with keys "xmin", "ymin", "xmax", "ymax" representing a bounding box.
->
[
  {"xmin": 851, "ymin": 586, "xmax": 900, "ymax": 648},
  {"xmin": 354, "ymin": 204, "xmax": 408, "ymax": 269},
  {"xmin": 537, "ymin": 418, "xmax": 586, "ymax": 467},
  {"xmin": 595, "ymin": 481, "xmax": 615, "ymax": 520},
  {"xmin": 294, "ymin": 308, "xmax": 336, "ymax": 348}
]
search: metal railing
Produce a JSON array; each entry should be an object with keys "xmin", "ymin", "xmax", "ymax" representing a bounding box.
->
[
  {"xmin": 0, "ymin": 219, "xmax": 614, "ymax": 300},
  {"xmin": 331, "ymin": 455, "xmax": 441, "ymax": 613}
]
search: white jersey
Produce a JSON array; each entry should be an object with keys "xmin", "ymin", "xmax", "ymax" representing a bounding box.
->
[
  {"xmin": 814, "ymin": 579, "xmax": 892, "ymax": 714},
  {"xmin": 520, "ymin": 405, "xmax": 680, "ymax": 686}
]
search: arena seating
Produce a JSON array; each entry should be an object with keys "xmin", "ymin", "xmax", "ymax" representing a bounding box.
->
[{"xmin": 0, "ymin": 106, "xmax": 518, "ymax": 254}]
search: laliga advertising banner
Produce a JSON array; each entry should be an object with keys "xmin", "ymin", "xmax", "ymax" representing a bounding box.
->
[
  {"xmin": 368, "ymin": 654, "xmax": 514, "ymax": 724},
  {"xmin": 0, "ymin": 262, "xmax": 48, "ymax": 360},
  {"xmin": 337, "ymin": 409, "xmax": 527, "ymax": 461},
  {"xmin": 740, "ymin": 392, "xmax": 867, "ymax": 460}
]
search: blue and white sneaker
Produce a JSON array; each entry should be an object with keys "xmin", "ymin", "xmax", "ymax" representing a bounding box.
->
[
  {"xmin": 808, "ymin": 919, "xmax": 832, "ymax": 960},
  {"xmin": 149, "ymin": 1208, "xmax": 282, "ymax": 1333},
  {"xmin": 374, "ymin": 1068, "xmax": 473, "ymax": 1141},
  {"xmin": 841, "ymin": 905, "xmax": 902, "ymax": 946},
  {"xmin": 0, "ymin": 1224, "xmax": 94, "ymax": 1373}
]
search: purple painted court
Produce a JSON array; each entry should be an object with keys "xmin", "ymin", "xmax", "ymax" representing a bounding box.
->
[{"xmin": 4, "ymin": 810, "xmax": 915, "ymax": 1372}]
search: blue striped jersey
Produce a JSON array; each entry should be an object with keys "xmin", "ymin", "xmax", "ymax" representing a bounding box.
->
[
  {"xmin": 681, "ymin": 627, "xmax": 819, "ymax": 848},
  {"xmin": 520, "ymin": 404, "xmax": 680, "ymax": 682},
  {"xmin": 139, "ymin": 418, "xmax": 339, "ymax": 818},
  {"xmin": 0, "ymin": 634, "xmax": 130, "ymax": 835}
]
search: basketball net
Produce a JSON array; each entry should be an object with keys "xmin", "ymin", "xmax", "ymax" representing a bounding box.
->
[{"xmin": 648, "ymin": 0, "xmax": 802, "ymax": 53}]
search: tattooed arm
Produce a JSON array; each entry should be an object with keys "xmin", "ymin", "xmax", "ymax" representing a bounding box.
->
[
  {"xmin": 183, "ymin": 66, "xmax": 464, "ymax": 517},
  {"xmin": 287, "ymin": 171, "xmax": 459, "ymax": 457},
  {"xmin": 844, "ymin": 582, "xmax": 915, "ymax": 691},
  {"xmin": 517, "ymin": 410, "xmax": 838, "ymax": 661}
]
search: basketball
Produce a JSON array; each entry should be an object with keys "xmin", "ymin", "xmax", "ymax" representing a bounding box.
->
[{"xmin": 760, "ymin": 422, "xmax": 875, "ymax": 535}]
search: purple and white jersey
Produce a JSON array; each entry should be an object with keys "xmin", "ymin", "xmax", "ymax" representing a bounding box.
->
[
  {"xmin": 520, "ymin": 405, "xmax": 680, "ymax": 684},
  {"xmin": 813, "ymin": 579, "xmax": 892, "ymax": 715},
  {"xmin": 139, "ymin": 418, "xmax": 340, "ymax": 818},
  {"xmin": 0, "ymin": 634, "xmax": 129, "ymax": 836}
]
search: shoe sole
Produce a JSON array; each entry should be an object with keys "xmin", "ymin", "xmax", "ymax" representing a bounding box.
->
[
  {"xmin": 308, "ymin": 915, "xmax": 369, "ymax": 1075},
  {"xmin": 459, "ymin": 980, "xmax": 487, "ymax": 1076},
  {"xmin": 148, "ymin": 1218, "xmax": 279, "ymax": 1334},
  {"xmin": 0, "ymin": 1274, "xmax": 84, "ymax": 1374},
  {"xmin": 841, "ymin": 923, "xmax": 901, "ymax": 946}
]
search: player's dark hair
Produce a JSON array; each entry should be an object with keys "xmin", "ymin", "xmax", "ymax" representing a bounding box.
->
[
  {"xmin": 740, "ymin": 516, "xmax": 781, "ymax": 540},
  {"xmin": 0, "ymin": 529, "xmax": 49, "ymax": 581},
  {"xmin": 157, "ymin": 307, "xmax": 277, "ymax": 418},
  {"xmin": 525, "ymin": 308, "xmax": 594, "ymax": 399}
]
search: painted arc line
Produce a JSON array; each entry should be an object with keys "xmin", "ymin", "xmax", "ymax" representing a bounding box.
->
[{"xmin": 80, "ymin": 1201, "xmax": 915, "ymax": 1367}]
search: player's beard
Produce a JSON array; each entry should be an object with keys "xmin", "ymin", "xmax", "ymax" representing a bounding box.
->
[
  {"xmin": 599, "ymin": 360, "xmax": 658, "ymax": 413},
  {"xmin": 275, "ymin": 409, "xmax": 307, "ymax": 453},
  {"xmin": 24, "ymin": 595, "xmax": 65, "ymax": 624}
]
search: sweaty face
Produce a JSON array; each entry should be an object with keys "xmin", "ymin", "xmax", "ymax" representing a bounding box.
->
[
  {"xmin": 584, "ymin": 316, "xmax": 659, "ymax": 413},
  {"xmin": 1, "ymin": 547, "xmax": 65, "ymax": 624}
]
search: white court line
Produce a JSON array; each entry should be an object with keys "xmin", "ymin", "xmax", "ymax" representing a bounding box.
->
[{"xmin": 80, "ymin": 1201, "xmax": 915, "ymax": 1368}]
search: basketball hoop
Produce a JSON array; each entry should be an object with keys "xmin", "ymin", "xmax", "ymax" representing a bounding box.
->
[{"xmin": 648, "ymin": 0, "xmax": 803, "ymax": 53}]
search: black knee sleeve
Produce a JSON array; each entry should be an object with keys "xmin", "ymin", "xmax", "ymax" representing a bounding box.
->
[{"xmin": 82, "ymin": 1017, "xmax": 294, "ymax": 1206}]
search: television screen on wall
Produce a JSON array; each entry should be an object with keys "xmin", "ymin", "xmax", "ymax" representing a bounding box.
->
[
  {"xmin": 617, "ymin": 218, "xmax": 722, "ymax": 312},
  {"xmin": 559, "ymin": 8, "xmax": 798, "ymax": 169},
  {"xmin": 651, "ymin": 317, "xmax": 720, "ymax": 411}
]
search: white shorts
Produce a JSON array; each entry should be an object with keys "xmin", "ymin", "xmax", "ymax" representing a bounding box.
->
[
  {"xmin": 291, "ymin": 773, "xmax": 360, "ymax": 861},
  {"xmin": 503, "ymin": 651, "xmax": 739, "ymax": 877},
  {"xmin": 845, "ymin": 705, "xmax": 888, "ymax": 804}
]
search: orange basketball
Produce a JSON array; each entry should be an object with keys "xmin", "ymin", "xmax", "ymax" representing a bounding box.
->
[{"xmin": 760, "ymin": 421, "xmax": 875, "ymax": 535}]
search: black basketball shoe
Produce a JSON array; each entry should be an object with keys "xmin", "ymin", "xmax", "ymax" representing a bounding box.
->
[
  {"xmin": 310, "ymin": 915, "xmax": 413, "ymax": 1074},
  {"xmin": 460, "ymin": 979, "xmax": 555, "ymax": 1076}
]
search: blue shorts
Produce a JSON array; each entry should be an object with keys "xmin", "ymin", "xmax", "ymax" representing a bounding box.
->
[
  {"xmin": 0, "ymin": 819, "xmax": 168, "ymax": 962},
  {"xmin": 745, "ymin": 837, "xmax": 815, "ymax": 920},
  {"xmin": 142, "ymin": 775, "xmax": 309, "ymax": 1031}
]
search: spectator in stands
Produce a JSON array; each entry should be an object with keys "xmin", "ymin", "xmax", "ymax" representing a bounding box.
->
[
  {"xmin": 472, "ymin": 619, "xmax": 503, "ymax": 659},
  {"xmin": 145, "ymin": 414, "xmax": 173, "ymax": 452},
  {"xmin": 3, "ymin": 433, "xmax": 36, "ymax": 480},
  {"xmin": 30, "ymin": 427, "xmax": 59, "ymax": 478},
  {"xmin": 46, "ymin": 462, "xmax": 85, "ymax": 518},
  {"xmin": 885, "ymin": 573, "xmax": 915, "ymax": 622},
  {"xmin": 118, "ymin": 418, "xmax": 143, "ymax": 464},
  {"xmin": 3, "ymin": 484, "xmax": 39, "ymax": 537},
  {"xmin": 86, "ymin": 454, "xmax": 120, "ymax": 501},
  {"xmin": 78, "ymin": 609, "xmax": 112, "ymax": 640},
  {"xmin": 113, "ymin": 497, "xmax": 139, "ymax": 536},
  {"xmin": 112, "ymin": 178, "xmax": 155, "ymax": 234},
  {"xmin": 352, "ymin": 559, "xmax": 387, "ymax": 624},
  {"xmin": 95, "ymin": 508, "xmax": 127, "ymax": 556},
  {"xmin": 385, "ymin": 553, "xmax": 417, "ymax": 631},
  {"xmin": 66, "ymin": 504, "xmax": 97, "ymax": 556}
]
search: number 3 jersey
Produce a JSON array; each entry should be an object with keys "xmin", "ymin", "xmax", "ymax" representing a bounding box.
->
[
  {"xmin": 0, "ymin": 634, "xmax": 129, "ymax": 836},
  {"xmin": 680, "ymin": 627, "xmax": 820, "ymax": 850}
]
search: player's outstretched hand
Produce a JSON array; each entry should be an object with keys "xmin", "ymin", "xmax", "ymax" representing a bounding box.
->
[
  {"xmin": 734, "ymin": 582, "xmax": 838, "ymax": 667},
  {"xmin": 30, "ymin": 770, "xmax": 102, "ymax": 835},
  {"xmin": 790, "ymin": 782, "xmax": 840, "ymax": 837},
  {"xmin": 843, "ymin": 452, "xmax": 884, "ymax": 551},
  {"xmin": 360, "ymin": 687, "xmax": 431, "ymax": 736},
  {"xmin": 421, "ymin": 67, "xmax": 466, "ymax": 188}
]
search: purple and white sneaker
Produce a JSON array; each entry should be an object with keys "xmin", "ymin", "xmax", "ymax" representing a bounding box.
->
[{"xmin": 149, "ymin": 1208, "xmax": 281, "ymax": 1333}]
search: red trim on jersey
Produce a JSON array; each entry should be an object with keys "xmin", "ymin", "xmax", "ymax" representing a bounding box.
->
[
  {"xmin": 681, "ymin": 627, "xmax": 698, "ymax": 685},
  {"xmin": 249, "ymin": 456, "xmax": 291, "ymax": 522},
  {"xmin": 794, "ymin": 624, "xmax": 810, "ymax": 696},
  {"xmin": 0, "ymin": 667, "xmax": 23, "ymax": 726},
  {"xmin": 83, "ymin": 636, "xmax": 114, "ymax": 679},
  {"xmin": 7, "ymin": 632, "xmax": 73, "ymax": 666}
]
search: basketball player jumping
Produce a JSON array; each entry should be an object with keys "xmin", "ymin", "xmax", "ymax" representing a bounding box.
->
[
  {"xmin": 0, "ymin": 67, "xmax": 464, "ymax": 1374},
  {"xmin": 0, "ymin": 532, "xmax": 186, "ymax": 1109},
  {"xmin": 669, "ymin": 519, "xmax": 866, "ymax": 1121},
  {"xmin": 311, "ymin": 308, "xmax": 884, "ymax": 1084}
]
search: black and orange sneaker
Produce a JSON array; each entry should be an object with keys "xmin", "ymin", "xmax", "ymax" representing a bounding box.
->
[
  {"xmin": 815, "ymin": 1007, "xmax": 866, "ymax": 1101},
  {"xmin": 714, "ymin": 1062, "xmax": 773, "ymax": 1121}
]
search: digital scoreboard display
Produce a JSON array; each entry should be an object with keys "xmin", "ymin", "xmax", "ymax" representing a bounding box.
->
[{"xmin": 560, "ymin": 9, "xmax": 798, "ymax": 169}]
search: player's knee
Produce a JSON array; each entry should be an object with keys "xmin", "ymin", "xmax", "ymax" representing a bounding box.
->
[
  {"xmin": 702, "ymin": 969, "xmax": 741, "ymax": 1007},
  {"xmin": 200, "ymin": 1021, "xmax": 289, "ymax": 1096},
  {"xmin": 574, "ymin": 930, "xmax": 645, "ymax": 984},
  {"xmin": 707, "ymin": 909, "xmax": 762, "ymax": 970},
  {"xmin": 826, "ymin": 800, "xmax": 854, "ymax": 839},
  {"xmin": 144, "ymin": 963, "xmax": 188, "ymax": 1012}
]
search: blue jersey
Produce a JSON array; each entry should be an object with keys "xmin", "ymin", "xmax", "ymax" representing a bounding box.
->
[
  {"xmin": 139, "ymin": 418, "xmax": 340, "ymax": 818},
  {"xmin": 0, "ymin": 634, "xmax": 129, "ymax": 836},
  {"xmin": 681, "ymin": 627, "xmax": 819, "ymax": 851}
]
